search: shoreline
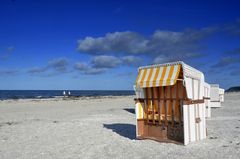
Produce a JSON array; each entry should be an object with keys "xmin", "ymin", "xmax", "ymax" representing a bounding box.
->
[
  {"xmin": 0, "ymin": 95, "xmax": 135, "ymax": 103},
  {"xmin": 1, "ymin": 91, "xmax": 239, "ymax": 102}
]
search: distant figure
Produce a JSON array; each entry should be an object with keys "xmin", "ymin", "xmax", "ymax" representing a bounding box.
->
[
  {"xmin": 68, "ymin": 91, "xmax": 71, "ymax": 96},
  {"xmin": 63, "ymin": 91, "xmax": 66, "ymax": 97}
]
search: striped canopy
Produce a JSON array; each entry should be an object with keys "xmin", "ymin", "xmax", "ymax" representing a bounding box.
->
[{"xmin": 136, "ymin": 64, "xmax": 181, "ymax": 88}]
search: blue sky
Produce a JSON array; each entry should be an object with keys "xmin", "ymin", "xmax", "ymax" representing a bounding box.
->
[{"xmin": 0, "ymin": 0, "xmax": 240, "ymax": 90}]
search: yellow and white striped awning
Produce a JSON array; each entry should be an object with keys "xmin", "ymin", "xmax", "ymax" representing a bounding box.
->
[{"xmin": 136, "ymin": 64, "xmax": 181, "ymax": 88}]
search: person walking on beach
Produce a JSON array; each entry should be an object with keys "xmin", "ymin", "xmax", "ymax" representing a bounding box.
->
[{"xmin": 63, "ymin": 91, "xmax": 66, "ymax": 97}]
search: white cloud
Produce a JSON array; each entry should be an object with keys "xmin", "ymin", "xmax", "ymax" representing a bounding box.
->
[
  {"xmin": 74, "ymin": 62, "xmax": 89, "ymax": 71},
  {"xmin": 77, "ymin": 28, "xmax": 217, "ymax": 63},
  {"xmin": 74, "ymin": 62, "xmax": 106, "ymax": 75},
  {"xmin": 78, "ymin": 31, "xmax": 147, "ymax": 54},
  {"xmin": 91, "ymin": 55, "xmax": 122, "ymax": 68},
  {"xmin": 47, "ymin": 58, "xmax": 69, "ymax": 72},
  {"xmin": 27, "ymin": 57, "xmax": 69, "ymax": 75},
  {"xmin": 121, "ymin": 55, "xmax": 142, "ymax": 66},
  {"xmin": 27, "ymin": 67, "xmax": 48, "ymax": 74},
  {"xmin": 212, "ymin": 56, "xmax": 240, "ymax": 68},
  {"xmin": 74, "ymin": 54, "xmax": 144, "ymax": 75}
]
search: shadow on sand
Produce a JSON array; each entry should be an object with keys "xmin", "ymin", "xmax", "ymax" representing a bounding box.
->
[
  {"xmin": 103, "ymin": 123, "xmax": 136, "ymax": 140},
  {"xmin": 123, "ymin": 108, "xmax": 135, "ymax": 114}
]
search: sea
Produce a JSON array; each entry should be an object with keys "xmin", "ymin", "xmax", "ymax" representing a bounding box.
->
[{"xmin": 0, "ymin": 90, "xmax": 135, "ymax": 100}]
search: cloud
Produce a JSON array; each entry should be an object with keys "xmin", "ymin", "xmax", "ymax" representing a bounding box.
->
[
  {"xmin": 153, "ymin": 55, "xmax": 168, "ymax": 64},
  {"xmin": 91, "ymin": 55, "xmax": 122, "ymax": 68},
  {"xmin": 91, "ymin": 55, "xmax": 142, "ymax": 68},
  {"xmin": 48, "ymin": 58, "xmax": 69, "ymax": 72},
  {"xmin": 212, "ymin": 45, "xmax": 240, "ymax": 69},
  {"xmin": 116, "ymin": 72, "xmax": 135, "ymax": 77},
  {"xmin": 83, "ymin": 68, "xmax": 106, "ymax": 75},
  {"xmin": 212, "ymin": 56, "xmax": 240, "ymax": 68},
  {"xmin": 121, "ymin": 56, "xmax": 142, "ymax": 66},
  {"xmin": 74, "ymin": 55, "xmax": 143, "ymax": 75},
  {"xmin": 75, "ymin": 20, "xmax": 239, "ymax": 76},
  {"xmin": 27, "ymin": 67, "xmax": 48, "ymax": 74},
  {"xmin": 77, "ymin": 20, "xmax": 240, "ymax": 71},
  {"xmin": 148, "ymin": 28, "xmax": 215, "ymax": 59},
  {"xmin": 74, "ymin": 62, "xmax": 106, "ymax": 75},
  {"xmin": 27, "ymin": 57, "xmax": 69, "ymax": 75},
  {"xmin": 77, "ymin": 28, "xmax": 217, "ymax": 63},
  {"xmin": 211, "ymin": 43, "xmax": 240, "ymax": 71},
  {"xmin": 74, "ymin": 62, "xmax": 89, "ymax": 71},
  {"xmin": 222, "ymin": 19, "xmax": 240, "ymax": 37},
  {"xmin": 78, "ymin": 31, "xmax": 147, "ymax": 54},
  {"xmin": 0, "ymin": 69, "xmax": 19, "ymax": 76}
]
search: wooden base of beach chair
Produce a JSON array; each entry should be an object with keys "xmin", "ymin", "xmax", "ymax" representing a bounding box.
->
[
  {"xmin": 137, "ymin": 136, "xmax": 183, "ymax": 145},
  {"xmin": 137, "ymin": 119, "xmax": 184, "ymax": 144}
]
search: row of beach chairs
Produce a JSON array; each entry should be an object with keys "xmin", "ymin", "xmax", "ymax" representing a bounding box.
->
[{"xmin": 204, "ymin": 83, "xmax": 224, "ymax": 118}]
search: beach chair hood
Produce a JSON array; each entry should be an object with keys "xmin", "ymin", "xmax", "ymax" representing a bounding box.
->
[{"xmin": 135, "ymin": 61, "xmax": 205, "ymax": 100}]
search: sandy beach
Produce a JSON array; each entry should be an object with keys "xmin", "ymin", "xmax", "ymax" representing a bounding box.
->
[{"xmin": 0, "ymin": 93, "xmax": 239, "ymax": 159}]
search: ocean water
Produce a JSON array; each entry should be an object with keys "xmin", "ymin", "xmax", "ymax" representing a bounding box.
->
[{"xmin": 0, "ymin": 90, "xmax": 135, "ymax": 100}]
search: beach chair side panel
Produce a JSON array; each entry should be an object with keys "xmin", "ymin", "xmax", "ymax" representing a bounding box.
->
[{"xmin": 183, "ymin": 77, "xmax": 206, "ymax": 145}]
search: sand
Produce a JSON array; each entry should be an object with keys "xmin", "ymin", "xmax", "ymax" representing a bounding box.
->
[{"xmin": 0, "ymin": 93, "xmax": 239, "ymax": 159}]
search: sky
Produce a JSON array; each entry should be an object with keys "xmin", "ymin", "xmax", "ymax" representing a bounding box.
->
[{"xmin": 0, "ymin": 0, "xmax": 240, "ymax": 90}]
